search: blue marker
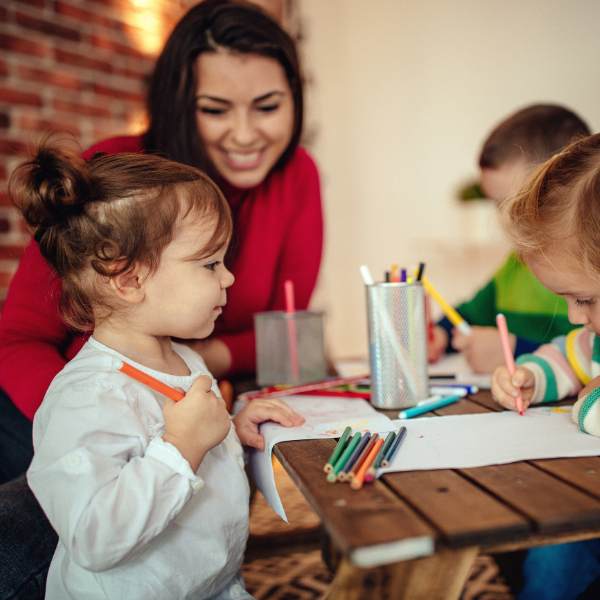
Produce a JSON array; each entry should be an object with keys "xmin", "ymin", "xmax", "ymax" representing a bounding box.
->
[
  {"xmin": 429, "ymin": 385, "xmax": 478, "ymax": 395},
  {"xmin": 398, "ymin": 394, "xmax": 462, "ymax": 419}
]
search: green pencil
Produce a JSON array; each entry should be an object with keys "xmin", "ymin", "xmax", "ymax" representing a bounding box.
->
[
  {"xmin": 324, "ymin": 426, "xmax": 352, "ymax": 473},
  {"xmin": 327, "ymin": 433, "xmax": 362, "ymax": 482}
]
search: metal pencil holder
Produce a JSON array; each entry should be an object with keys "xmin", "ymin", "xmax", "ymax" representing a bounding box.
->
[{"xmin": 366, "ymin": 281, "xmax": 429, "ymax": 409}]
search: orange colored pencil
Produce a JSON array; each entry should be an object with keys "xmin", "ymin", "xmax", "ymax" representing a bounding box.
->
[
  {"xmin": 118, "ymin": 361, "xmax": 185, "ymax": 402},
  {"xmin": 350, "ymin": 438, "xmax": 384, "ymax": 490}
]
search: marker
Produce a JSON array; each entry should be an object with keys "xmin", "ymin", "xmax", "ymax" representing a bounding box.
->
[
  {"xmin": 324, "ymin": 426, "xmax": 351, "ymax": 473},
  {"xmin": 338, "ymin": 432, "xmax": 371, "ymax": 481},
  {"xmin": 420, "ymin": 276, "xmax": 472, "ymax": 335},
  {"xmin": 417, "ymin": 394, "xmax": 442, "ymax": 406},
  {"xmin": 416, "ymin": 262, "xmax": 425, "ymax": 281},
  {"xmin": 429, "ymin": 386, "xmax": 470, "ymax": 397},
  {"xmin": 284, "ymin": 279, "xmax": 299, "ymax": 380},
  {"xmin": 328, "ymin": 433, "xmax": 362, "ymax": 482},
  {"xmin": 496, "ymin": 313, "xmax": 524, "ymax": 415},
  {"xmin": 365, "ymin": 431, "xmax": 396, "ymax": 482},
  {"xmin": 400, "ymin": 268, "xmax": 407, "ymax": 283},
  {"xmin": 118, "ymin": 361, "xmax": 185, "ymax": 402},
  {"xmin": 398, "ymin": 394, "xmax": 462, "ymax": 419},
  {"xmin": 351, "ymin": 438, "xmax": 384, "ymax": 490},
  {"xmin": 391, "ymin": 264, "xmax": 399, "ymax": 283},
  {"xmin": 381, "ymin": 427, "xmax": 407, "ymax": 468}
]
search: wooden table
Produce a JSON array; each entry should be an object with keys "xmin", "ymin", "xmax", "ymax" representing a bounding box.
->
[{"xmin": 272, "ymin": 391, "xmax": 600, "ymax": 600}]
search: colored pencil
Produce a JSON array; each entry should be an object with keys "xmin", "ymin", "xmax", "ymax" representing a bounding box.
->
[
  {"xmin": 398, "ymin": 394, "xmax": 462, "ymax": 419},
  {"xmin": 420, "ymin": 276, "xmax": 472, "ymax": 335},
  {"xmin": 327, "ymin": 433, "xmax": 362, "ymax": 482},
  {"xmin": 242, "ymin": 375, "xmax": 368, "ymax": 401},
  {"xmin": 381, "ymin": 427, "xmax": 406, "ymax": 467},
  {"xmin": 347, "ymin": 433, "xmax": 379, "ymax": 480},
  {"xmin": 118, "ymin": 361, "xmax": 185, "ymax": 402},
  {"xmin": 496, "ymin": 313, "xmax": 524, "ymax": 415},
  {"xmin": 365, "ymin": 431, "xmax": 396, "ymax": 482},
  {"xmin": 381, "ymin": 427, "xmax": 407, "ymax": 468},
  {"xmin": 324, "ymin": 426, "xmax": 352, "ymax": 473},
  {"xmin": 351, "ymin": 438, "xmax": 384, "ymax": 490},
  {"xmin": 338, "ymin": 432, "xmax": 371, "ymax": 481},
  {"xmin": 296, "ymin": 390, "xmax": 370, "ymax": 400}
]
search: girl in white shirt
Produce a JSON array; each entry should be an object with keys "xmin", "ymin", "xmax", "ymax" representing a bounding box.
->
[{"xmin": 10, "ymin": 135, "xmax": 303, "ymax": 600}]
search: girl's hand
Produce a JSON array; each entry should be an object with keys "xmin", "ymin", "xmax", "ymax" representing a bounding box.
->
[
  {"xmin": 232, "ymin": 399, "xmax": 305, "ymax": 451},
  {"xmin": 452, "ymin": 326, "xmax": 516, "ymax": 374},
  {"xmin": 162, "ymin": 375, "xmax": 231, "ymax": 472},
  {"xmin": 428, "ymin": 326, "xmax": 448, "ymax": 363},
  {"xmin": 491, "ymin": 365, "xmax": 535, "ymax": 411}
]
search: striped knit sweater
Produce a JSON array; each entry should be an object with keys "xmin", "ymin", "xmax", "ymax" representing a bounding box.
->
[{"xmin": 516, "ymin": 327, "xmax": 600, "ymax": 436}]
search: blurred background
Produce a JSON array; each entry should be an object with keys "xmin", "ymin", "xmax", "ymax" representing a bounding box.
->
[{"xmin": 1, "ymin": 0, "xmax": 599, "ymax": 363}]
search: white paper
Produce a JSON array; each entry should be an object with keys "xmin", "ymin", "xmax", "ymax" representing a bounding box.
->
[
  {"xmin": 428, "ymin": 353, "xmax": 492, "ymax": 388},
  {"xmin": 378, "ymin": 406, "xmax": 600, "ymax": 474},
  {"xmin": 241, "ymin": 395, "xmax": 397, "ymax": 521}
]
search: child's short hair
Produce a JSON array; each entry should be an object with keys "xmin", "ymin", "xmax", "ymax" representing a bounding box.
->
[
  {"xmin": 499, "ymin": 133, "xmax": 600, "ymax": 279},
  {"xmin": 479, "ymin": 104, "xmax": 590, "ymax": 169},
  {"xmin": 9, "ymin": 134, "xmax": 232, "ymax": 330}
]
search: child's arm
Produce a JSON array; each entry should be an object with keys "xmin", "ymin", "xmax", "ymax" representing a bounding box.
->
[
  {"xmin": 571, "ymin": 375, "xmax": 600, "ymax": 437},
  {"xmin": 232, "ymin": 398, "xmax": 305, "ymax": 450}
]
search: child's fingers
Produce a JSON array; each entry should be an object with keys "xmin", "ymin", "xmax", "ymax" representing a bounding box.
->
[
  {"xmin": 188, "ymin": 375, "xmax": 214, "ymax": 394},
  {"xmin": 240, "ymin": 431, "xmax": 265, "ymax": 451},
  {"xmin": 251, "ymin": 399, "xmax": 305, "ymax": 426}
]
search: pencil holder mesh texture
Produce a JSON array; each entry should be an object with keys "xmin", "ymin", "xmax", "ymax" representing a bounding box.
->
[
  {"xmin": 366, "ymin": 282, "xmax": 429, "ymax": 409},
  {"xmin": 254, "ymin": 310, "xmax": 327, "ymax": 387}
]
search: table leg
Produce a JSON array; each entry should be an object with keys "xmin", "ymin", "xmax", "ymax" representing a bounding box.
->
[{"xmin": 325, "ymin": 546, "xmax": 479, "ymax": 600}]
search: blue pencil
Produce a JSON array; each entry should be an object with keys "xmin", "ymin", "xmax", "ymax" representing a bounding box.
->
[
  {"xmin": 381, "ymin": 426, "xmax": 407, "ymax": 468},
  {"xmin": 338, "ymin": 432, "xmax": 371, "ymax": 481}
]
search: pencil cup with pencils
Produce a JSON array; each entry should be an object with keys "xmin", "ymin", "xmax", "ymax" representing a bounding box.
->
[
  {"xmin": 366, "ymin": 281, "xmax": 429, "ymax": 409},
  {"xmin": 254, "ymin": 310, "xmax": 327, "ymax": 387}
]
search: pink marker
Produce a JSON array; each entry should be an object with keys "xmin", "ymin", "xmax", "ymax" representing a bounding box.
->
[
  {"xmin": 496, "ymin": 313, "xmax": 523, "ymax": 415},
  {"xmin": 284, "ymin": 280, "xmax": 299, "ymax": 380}
]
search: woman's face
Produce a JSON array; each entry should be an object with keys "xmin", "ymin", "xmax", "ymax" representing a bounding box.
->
[{"xmin": 195, "ymin": 51, "xmax": 294, "ymax": 189}]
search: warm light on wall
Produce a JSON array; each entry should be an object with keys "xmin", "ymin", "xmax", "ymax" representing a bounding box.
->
[{"xmin": 120, "ymin": 8, "xmax": 167, "ymax": 55}]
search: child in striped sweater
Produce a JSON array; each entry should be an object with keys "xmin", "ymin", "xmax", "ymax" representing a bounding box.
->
[{"xmin": 491, "ymin": 133, "xmax": 600, "ymax": 600}]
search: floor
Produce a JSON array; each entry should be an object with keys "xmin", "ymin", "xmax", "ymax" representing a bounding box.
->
[{"xmin": 241, "ymin": 458, "xmax": 515, "ymax": 600}]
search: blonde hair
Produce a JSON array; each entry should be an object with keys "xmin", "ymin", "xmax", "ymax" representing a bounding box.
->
[
  {"xmin": 9, "ymin": 134, "xmax": 232, "ymax": 330},
  {"xmin": 499, "ymin": 132, "xmax": 600, "ymax": 280}
]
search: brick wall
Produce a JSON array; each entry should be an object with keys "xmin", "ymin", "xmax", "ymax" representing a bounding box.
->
[{"xmin": 0, "ymin": 0, "xmax": 199, "ymax": 306}]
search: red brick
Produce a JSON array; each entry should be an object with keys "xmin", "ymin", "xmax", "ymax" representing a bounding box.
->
[
  {"xmin": 0, "ymin": 86, "xmax": 43, "ymax": 107},
  {"xmin": 54, "ymin": 49, "xmax": 112, "ymax": 74},
  {"xmin": 0, "ymin": 114, "xmax": 9, "ymax": 129},
  {"xmin": 0, "ymin": 59, "xmax": 8, "ymax": 77},
  {"xmin": 54, "ymin": 2, "xmax": 114, "ymax": 28},
  {"xmin": 53, "ymin": 99, "xmax": 111, "ymax": 118},
  {"xmin": 16, "ymin": 11, "xmax": 81, "ymax": 42},
  {"xmin": 90, "ymin": 34, "xmax": 147, "ymax": 59},
  {"xmin": 19, "ymin": 116, "xmax": 81, "ymax": 137},
  {"xmin": 113, "ymin": 66, "xmax": 149, "ymax": 81},
  {"xmin": 0, "ymin": 33, "xmax": 46, "ymax": 58},
  {"xmin": 18, "ymin": 65, "xmax": 82, "ymax": 90},
  {"xmin": 0, "ymin": 245, "xmax": 26, "ymax": 260},
  {"xmin": 92, "ymin": 83, "xmax": 144, "ymax": 103}
]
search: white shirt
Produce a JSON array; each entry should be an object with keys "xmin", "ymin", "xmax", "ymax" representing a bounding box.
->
[{"xmin": 27, "ymin": 338, "xmax": 251, "ymax": 600}]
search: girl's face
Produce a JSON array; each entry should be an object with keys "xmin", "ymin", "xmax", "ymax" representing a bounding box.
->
[
  {"xmin": 528, "ymin": 256, "xmax": 600, "ymax": 335},
  {"xmin": 142, "ymin": 215, "xmax": 234, "ymax": 340},
  {"xmin": 195, "ymin": 51, "xmax": 294, "ymax": 189}
]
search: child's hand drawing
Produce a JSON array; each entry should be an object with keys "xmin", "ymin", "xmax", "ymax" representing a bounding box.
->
[
  {"xmin": 491, "ymin": 365, "xmax": 535, "ymax": 412},
  {"xmin": 162, "ymin": 375, "xmax": 231, "ymax": 471},
  {"xmin": 233, "ymin": 398, "xmax": 305, "ymax": 451},
  {"xmin": 428, "ymin": 326, "xmax": 448, "ymax": 363}
]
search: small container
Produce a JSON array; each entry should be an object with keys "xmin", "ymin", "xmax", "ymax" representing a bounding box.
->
[
  {"xmin": 366, "ymin": 281, "xmax": 429, "ymax": 409},
  {"xmin": 254, "ymin": 310, "xmax": 327, "ymax": 387}
]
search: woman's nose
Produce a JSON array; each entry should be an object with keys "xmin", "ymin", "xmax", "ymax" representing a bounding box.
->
[{"xmin": 230, "ymin": 112, "xmax": 257, "ymax": 146}]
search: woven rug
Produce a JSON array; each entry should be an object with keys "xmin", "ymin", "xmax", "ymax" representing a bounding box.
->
[{"xmin": 242, "ymin": 459, "xmax": 514, "ymax": 600}]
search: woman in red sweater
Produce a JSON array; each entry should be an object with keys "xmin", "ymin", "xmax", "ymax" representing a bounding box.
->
[{"xmin": 0, "ymin": 3, "xmax": 322, "ymax": 595}]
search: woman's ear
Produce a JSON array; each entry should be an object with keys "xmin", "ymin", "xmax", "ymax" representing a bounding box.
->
[{"xmin": 108, "ymin": 261, "xmax": 148, "ymax": 304}]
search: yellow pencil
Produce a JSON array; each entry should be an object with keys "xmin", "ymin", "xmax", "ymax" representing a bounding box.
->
[{"xmin": 420, "ymin": 276, "xmax": 472, "ymax": 335}]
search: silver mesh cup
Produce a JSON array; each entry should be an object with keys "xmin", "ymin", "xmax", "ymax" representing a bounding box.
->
[
  {"xmin": 254, "ymin": 310, "xmax": 327, "ymax": 386},
  {"xmin": 366, "ymin": 282, "xmax": 429, "ymax": 409}
]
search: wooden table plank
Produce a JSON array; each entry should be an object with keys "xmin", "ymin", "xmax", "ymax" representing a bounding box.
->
[
  {"xmin": 530, "ymin": 456, "xmax": 600, "ymax": 499},
  {"xmin": 274, "ymin": 439, "xmax": 437, "ymax": 567},
  {"xmin": 382, "ymin": 469, "xmax": 530, "ymax": 548},
  {"xmin": 460, "ymin": 461, "xmax": 600, "ymax": 535}
]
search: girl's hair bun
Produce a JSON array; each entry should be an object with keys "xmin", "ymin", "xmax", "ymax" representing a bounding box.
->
[{"xmin": 9, "ymin": 133, "xmax": 92, "ymax": 234}]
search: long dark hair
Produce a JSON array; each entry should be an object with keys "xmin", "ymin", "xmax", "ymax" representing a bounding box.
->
[{"xmin": 143, "ymin": 0, "xmax": 303, "ymax": 177}]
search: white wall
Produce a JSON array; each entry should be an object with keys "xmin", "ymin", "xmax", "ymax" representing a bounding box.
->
[{"xmin": 299, "ymin": 0, "xmax": 600, "ymax": 360}]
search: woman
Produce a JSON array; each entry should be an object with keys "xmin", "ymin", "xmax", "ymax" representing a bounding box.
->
[{"xmin": 0, "ymin": 1, "xmax": 323, "ymax": 596}]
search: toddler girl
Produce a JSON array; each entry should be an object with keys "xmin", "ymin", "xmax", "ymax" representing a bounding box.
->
[
  {"xmin": 12, "ymin": 136, "xmax": 303, "ymax": 600},
  {"xmin": 491, "ymin": 132, "xmax": 600, "ymax": 600}
]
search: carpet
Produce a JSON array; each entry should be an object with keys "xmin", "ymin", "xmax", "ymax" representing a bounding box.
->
[{"xmin": 242, "ymin": 458, "xmax": 514, "ymax": 600}]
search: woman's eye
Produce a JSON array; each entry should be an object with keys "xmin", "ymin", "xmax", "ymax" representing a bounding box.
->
[
  {"xmin": 575, "ymin": 298, "xmax": 595, "ymax": 306},
  {"xmin": 257, "ymin": 104, "xmax": 279, "ymax": 113},
  {"xmin": 198, "ymin": 107, "xmax": 226, "ymax": 115},
  {"xmin": 205, "ymin": 261, "xmax": 220, "ymax": 272}
]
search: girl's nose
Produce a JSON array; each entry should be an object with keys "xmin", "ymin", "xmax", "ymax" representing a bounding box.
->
[
  {"xmin": 221, "ymin": 268, "xmax": 235, "ymax": 289},
  {"xmin": 568, "ymin": 305, "xmax": 590, "ymax": 326}
]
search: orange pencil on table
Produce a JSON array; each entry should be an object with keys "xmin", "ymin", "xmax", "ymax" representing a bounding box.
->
[
  {"xmin": 351, "ymin": 438, "xmax": 384, "ymax": 490},
  {"xmin": 496, "ymin": 313, "xmax": 524, "ymax": 415},
  {"xmin": 118, "ymin": 361, "xmax": 185, "ymax": 402}
]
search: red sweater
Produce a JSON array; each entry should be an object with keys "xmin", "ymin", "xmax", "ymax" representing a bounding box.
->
[{"xmin": 0, "ymin": 136, "xmax": 323, "ymax": 420}]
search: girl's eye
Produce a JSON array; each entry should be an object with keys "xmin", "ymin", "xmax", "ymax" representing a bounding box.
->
[
  {"xmin": 205, "ymin": 261, "xmax": 220, "ymax": 272},
  {"xmin": 257, "ymin": 104, "xmax": 279, "ymax": 113},
  {"xmin": 575, "ymin": 298, "xmax": 595, "ymax": 306},
  {"xmin": 198, "ymin": 107, "xmax": 226, "ymax": 115}
]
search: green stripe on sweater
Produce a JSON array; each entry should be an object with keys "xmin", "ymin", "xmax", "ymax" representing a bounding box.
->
[
  {"xmin": 516, "ymin": 354, "xmax": 558, "ymax": 401},
  {"xmin": 578, "ymin": 387, "xmax": 600, "ymax": 434}
]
